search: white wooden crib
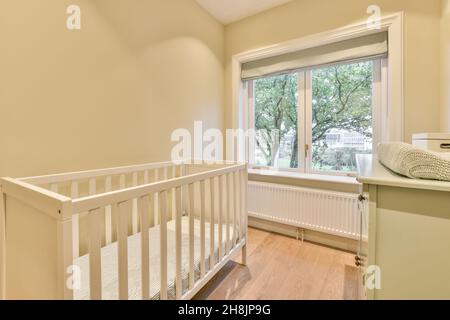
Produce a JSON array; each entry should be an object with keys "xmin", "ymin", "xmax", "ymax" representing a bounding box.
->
[{"xmin": 0, "ymin": 161, "xmax": 248, "ymax": 300}]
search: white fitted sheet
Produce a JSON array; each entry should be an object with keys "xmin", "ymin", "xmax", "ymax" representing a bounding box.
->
[{"xmin": 74, "ymin": 217, "xmax": 235, "ymax": 300}]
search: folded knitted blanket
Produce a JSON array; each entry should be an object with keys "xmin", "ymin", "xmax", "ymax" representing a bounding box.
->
[{"xmin": 377, "ymin": 142, "xmax": 450, "ymax": 182}]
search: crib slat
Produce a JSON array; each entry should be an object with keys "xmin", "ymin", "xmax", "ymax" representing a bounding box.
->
[
  {"xmin": 174, "ymin": 187, "xmax": 182, "ymax": 299},
  {"xmin": 229, "ymin": 173, "xmax": 236, "ymax": 249},
  {"xmin": 149, "ymin": 189, "xmax": 155, "ymax": 228},
  {"xmin": 167, "ymin": 187, "xmax": 173, "ymax": 222},
  {"xmin": 209, "ymin": 177, "xmax": 215, "ymax": 271},
  {"xmin": 226, "ymin": 174, "xmax": 231, "ymax": 255},
  {"xmin": 70, "ymin": 182, "xmax": 80, "ymax": 259},
  {"xmin": 88, "ymin": 208, "xmax": 102, "ymax": 300},
  {"xmin": 235, "ymin": 171, "xmax": 242, "ymax": 243},
  {"xmin": 188, "ymin": 183, "xmax": 195, "ymax": 290},
  {"xmin": 50, "ymin": 184, "xmax": 58, "ymax": 193},
  {"xmin": 233, "ymin": 171, "xmax": 238, "ymax": 246},
  {"xmin": 172, "ymin": 166, "xmax": 176, "ymax": 179},
  {"xmin": 105, "ymin": 176, "xmax": 112, "ymax": 245},
  {"xmin": 89, "ymin": 179, "xmax": 96, "ymax": 195},
  {"xmin": 117, "ymin": 201, "xmax": 129, "ymax": 300},
  {"xmin": 120, "ymin": 174, "xmax": 126, "ymax": 189},
  {"xmin": 171, "ymin": 187, "xmax": 176, "ymax": 220},
  {"xmin": 181, "ymin": 166, "xmax": 187, "ymax": 216},
  {"xmin": 159, "ymin": 191, "xmax": 168, "ymax": 300},
  {"xmin": 200, "ymin": 180, "xmax": 206, "ymax": 278},
  {"xmin": 132, "ymin": 172, "xmax": 138, "ymax": 234},
  {"xmin": 144, "ymin": 170, "xmax": 149, "ymax": 184},
  {"xmin": 132, "ymin": 172, "xmax": 138, "ymax": 186},
  {"xmin": 153, "ymin": 193, "xmax": 159, "ymax": 226},
  {"xmin": 179, "ymin": 165, "xmax": 183, "ymax": 177},
  {"xmin": 139, "ymin": 196, "xmax": 150, "ymax": 300},
  {"xmin": 218, "ymin": 176, "xmax": 223, "ymax": 260},
  {"xmin": 154, "ymin": 170, "xmax": 159, "ymax": 226},
  {"xmin": 70, "ymin": 181, "xmax": 78, "ymax": 198},
  {"xmin": 241, "ymin": 170, "xmax": 247, "ymax": 246}
]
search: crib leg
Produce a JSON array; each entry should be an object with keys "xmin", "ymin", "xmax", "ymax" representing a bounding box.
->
[{"xmin": 241, "ymin": 244, "xmax": 247, "ymax": 266}]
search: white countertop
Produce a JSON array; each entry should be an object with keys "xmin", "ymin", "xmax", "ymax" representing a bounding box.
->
[{"xmin": 356, "ymin": 154, "xmax": 450, "ymax": 192}]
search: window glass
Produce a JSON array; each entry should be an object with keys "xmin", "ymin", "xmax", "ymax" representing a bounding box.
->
[
  {"xmin": 311, "ymin": 61, "xmax": 373, "ymax": 173},
  {"xmin": 249, "ymin": 59, "xmax": 377, "ymax": 175},
  {"xmin": 254, "ymin": 73, "xmax": 299, "ymax": 169}
]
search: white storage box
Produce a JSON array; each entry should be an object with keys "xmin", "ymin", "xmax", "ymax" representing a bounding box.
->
[{"xmin": 412, "ymin": 133, "xmax": 450, "ymax": 152}]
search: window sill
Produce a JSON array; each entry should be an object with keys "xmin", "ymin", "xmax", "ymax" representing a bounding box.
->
[
  {"xmin": 249, "ymin": 169, "xmax": 359, "ymax": 185},
  {"xmin": 248, "ymin": 168, "xmax": 361, "ymax": 193}
]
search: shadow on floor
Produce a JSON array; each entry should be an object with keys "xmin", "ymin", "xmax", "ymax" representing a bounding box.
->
[{"xmin": 193, "ymin": 261, "xmax": 252, "ymax": 300}]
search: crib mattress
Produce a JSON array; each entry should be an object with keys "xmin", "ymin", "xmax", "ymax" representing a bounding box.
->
[{"xmin": 73, "ymin": 217, "xmax": 234, "ymax": 300}]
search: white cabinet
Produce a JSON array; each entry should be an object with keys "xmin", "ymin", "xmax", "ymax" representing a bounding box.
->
[
  {"xmin": 356, "ymin": 155, "xmax": 450, "ymax": 300},
  {"xmin": 412, "ymin": 133, "xmax": 450, "ymax": 152}
]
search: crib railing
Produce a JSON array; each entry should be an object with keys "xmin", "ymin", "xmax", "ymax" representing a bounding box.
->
[
  {"xmin": 71, "ymin": 163, "xmax": 247, "ymax": 300},
  {"xmin": 1, "ymin": 161, "xmax": 248, "ymax": 300},
  {"xmin": 21, "ymin": 162, "xmax": 187, "ymax": 259}
]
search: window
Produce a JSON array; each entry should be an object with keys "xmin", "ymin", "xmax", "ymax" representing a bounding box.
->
[
  {"xmin": 248, "ymin": 59, "xmax": 383, "ymax": 175},
  {"xmin": 253, "ymin": 73, "xmax": 298, "ymax": 169}
]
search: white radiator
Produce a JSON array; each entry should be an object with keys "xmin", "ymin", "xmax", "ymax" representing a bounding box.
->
[{"xmin": 248, "ymin": 181, "xmax": 361, "ymax": 240}]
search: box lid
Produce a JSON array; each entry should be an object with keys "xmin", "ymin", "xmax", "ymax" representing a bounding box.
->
[{"xmin": 412, "ymin": 133, "xmax": 450, "ymax": 141}]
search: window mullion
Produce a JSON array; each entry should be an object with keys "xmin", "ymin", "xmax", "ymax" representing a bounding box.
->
[
  {"xmin": 304, "ymin": 71, "xmax": 313, "ymax": 173},
  {"xmin": 297, "ymin": 72, "xmax": 306, "ymax": 173}
]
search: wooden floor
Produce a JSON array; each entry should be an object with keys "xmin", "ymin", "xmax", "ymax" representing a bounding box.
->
[{"xmin": 194, "ymin": 228, "xmax": 359, "ymax": 300}]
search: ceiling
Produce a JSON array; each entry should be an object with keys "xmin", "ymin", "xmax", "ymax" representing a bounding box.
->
[{"xmin": 196, "ymin": 0, "xmax": 293, "ymax": 24}]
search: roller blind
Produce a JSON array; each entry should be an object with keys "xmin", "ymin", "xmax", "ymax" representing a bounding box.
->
[{"xmin": 241, "ymin": 32, "xmax": 388, "ymax": 80}]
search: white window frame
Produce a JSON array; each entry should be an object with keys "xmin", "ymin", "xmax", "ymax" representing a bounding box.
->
[
  {"xmin": 231, "ymin": 13, "xmax": 404, "ymax": 176},
  {"xmin": 248, "ymin": 58, "xmax": 386, "ymax": 176}
]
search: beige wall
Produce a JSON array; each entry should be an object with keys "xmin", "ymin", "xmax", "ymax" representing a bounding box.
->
[
  {"xmin": 441, "ymin": 0, "xmax": 450, "ymax": 132},
  {"xmin": 225, "ymin": 0, "xmax": 442, "ymax": 143},
  {"xmin": 0, "ymin": 0, "xmax": 224, "ymax": 178},
  {"xmin": 1, "ymin": 0, "xmax": 446, "ymax": 179}
]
